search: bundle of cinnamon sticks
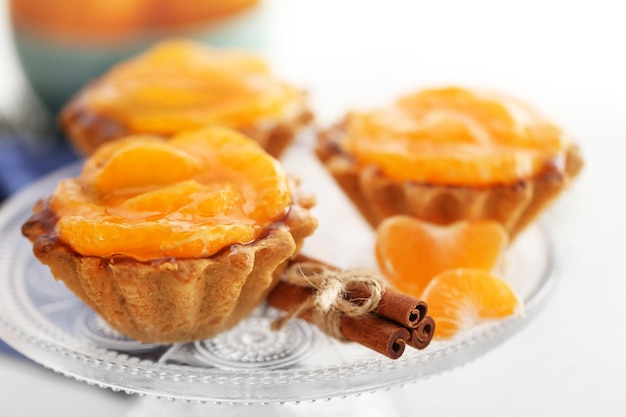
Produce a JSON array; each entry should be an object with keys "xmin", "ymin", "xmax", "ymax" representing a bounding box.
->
[{"xmin": 267, "ymin": 256, "xmax": 435, "ymax": 360}]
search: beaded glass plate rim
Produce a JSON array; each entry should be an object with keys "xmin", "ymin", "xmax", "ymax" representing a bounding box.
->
[{"xmin": 0, "ymin": 161, "xmax": 556, "ymax": 402}]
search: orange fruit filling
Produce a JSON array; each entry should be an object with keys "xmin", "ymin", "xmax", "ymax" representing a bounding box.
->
[
  {"xmin": 343, "ymin": 86, "xmax": 569, "ymax": 186},
  {"xmin": 83, "ymin": 39, "xmax": 301, "ymax": 134},
  {"xmin": 375, "ymin": 216, "xmax": 508, "ymax": 297},
  {"xmin": 421, "ymin": 269, "xmax": 523, "ymax": 339},
  {"xmin": 49, "ymin": 126, "xmax": 292, "ymax": 261}
]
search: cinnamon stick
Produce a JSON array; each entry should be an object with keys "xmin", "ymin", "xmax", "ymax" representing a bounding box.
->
[
  {"xmin": 407, "ymin": 315, "xmax": 436, "ymax": 350},
  {"xmin": 292, "ymin": 255, "xmax": 429, "ymax": 328},
  {"xmin": 267, "ymin": 280, "xmax": 410, "ymax": 360},
  {"xmin": 340, "ymin": 314, "xmax": 409, "ymax": 360},
  {"xmin": 349, "ymin": 285, "xmax": 428, "ymax": 329}
]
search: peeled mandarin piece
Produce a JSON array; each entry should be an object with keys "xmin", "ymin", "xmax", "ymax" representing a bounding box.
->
[
  {"xmin": 397, "ymin": 86, "xmax": 517, "ymax": 140},
  {"xmin": 178, "ymin": 182, "xmax": 245, "ymax": 218},
  {"xmin": 116, "ymin": 180, "xmax": 244, "ymax": 220},
  {"xmin": 84, "ymin": 137, "xmax": 202, "ymax": 195},
  {"xmin": 121, "ymin": 83, "xmax": 214, "ymax": 108},
  {"xmin": 119, "ymin": 180, "xmax": 205, "ymax": 214},
  {"xmin": 350, "ymin": 140, "xmax": 540, "ymax": 185},
  {"xmin": 115, "ymin": 81, "xmax": 290, "ymax": 133},
  {"xmin": 49, "ymin": 179, "xmax": 103, "ymax": 218},
  {"xmin": 421, "ymin": 268, "xmax": 523, "ymax": 339},
  {"xmin": 171, "ymin": 126, "xmax": 291, "ymax": 222},
  {"xmin": 158, "ymin": 223, "xmax": 256, "ymax": 259},
  {"xmin": 218, "ymin": 145, "xmax": 291, "ymax": 222},
  {"xmin": 56, "ymin": 215, "xmax": 256, "ymax": 261},
  {"xmin": 111, "ymin": 180, "xmax": 245, "ymax": 221},
  {"xmin": 375, "ymin": 216, "xmax": 508, "ymax": 297}
]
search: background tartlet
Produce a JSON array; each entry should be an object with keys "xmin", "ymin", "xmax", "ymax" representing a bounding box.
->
[
  {"xmin": 59, "ymin": 39, "xmax": 313, "ymax": 158},
  {"xmin": 316, "ymin": 86, "xmax": 583, "ymax": 239}
]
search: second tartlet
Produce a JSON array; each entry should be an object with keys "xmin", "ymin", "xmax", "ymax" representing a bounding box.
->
[
  {"xmin": 317, "ymin": 86, "xmax": 583, "ymax": 239},
  {"xmin": 60, "ymin": 39, "xmax": 313, "ymax": 158}
]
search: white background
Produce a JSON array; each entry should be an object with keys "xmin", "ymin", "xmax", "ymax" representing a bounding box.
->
[{"xmin": 1, "ymin": 0, "xmax": 625, "ymax": 415}]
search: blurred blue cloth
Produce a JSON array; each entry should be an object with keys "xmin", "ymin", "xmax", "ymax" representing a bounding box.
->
[
  {"xmin": 0, "ymin": 135, "xmax": 79, "ymax": 202},
  {"xmin": 0, "ymin": 134, "xmax": 78, "ymax": 355}
]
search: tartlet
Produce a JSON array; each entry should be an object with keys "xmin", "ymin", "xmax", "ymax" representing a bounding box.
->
[
  {"xmin": 22, "ymin": 127, "xmax": 317, "ymax": 344},
  {"xmin": 59, "ymin": 39, "xmax": 313, "ymax": 158},
  {"xmin": 317, "ymin": 86, "xmax": 583, "ymax": 238}
]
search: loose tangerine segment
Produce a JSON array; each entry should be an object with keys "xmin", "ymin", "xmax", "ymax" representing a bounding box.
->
[
  {"xmin": 375, "ymin": 216, "xmax": 508, "ymax": 297},
  {"xmin": 421, "ymin": 268, "xmax": 523, "ymax": 339},
  {"xmin": 343, "ymin": 86, "xmax": 568, "ymax": 186},
  {"xmin": 50, "ymin": 126, "xmax": 292, "ymax": 260}
]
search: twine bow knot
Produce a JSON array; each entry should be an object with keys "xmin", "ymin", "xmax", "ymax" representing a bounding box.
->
[{"xmin": 271, "ymin": 261, "xmax": 385, "ymax": 341}]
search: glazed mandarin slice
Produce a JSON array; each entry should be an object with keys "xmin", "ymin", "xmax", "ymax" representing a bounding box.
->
[
  {"xmin": 111, "ymin": 180, "xmax": 245, "ymax": 220},
  {"xmin": 421, "ymin": 268, "xmax": 523, "ymax": 339},
  {"xmin": 129, "ymin": 39, "xmax": 269, "ymax": 76},
  {"xmin": 56, "ymin": 215, "xmax": 256, "ymax": 261},
  {"xmin": 48, "ymin": 178, "xmax": 103, "ymax": 218},
  {"xmin": 170, "ymin": 127, "xmax": 292, "ymax": 222},
  {"xmin": 83, "ymin": 135, "xmax": 203, "ymax": 196},
  {"xmin": 118, "ymin": 180, "xmax": 211, "ymax": 215},
  {"xmin": 375, "ymin": 216, "xmax": 508, "ymax": 297},
  {"xmin": 180, "ymin": 182, "xmax": 245, "ymax": 218},
  {"xmin": 396, "ymin": 86, "xmax": 517, "ymax": 141}
]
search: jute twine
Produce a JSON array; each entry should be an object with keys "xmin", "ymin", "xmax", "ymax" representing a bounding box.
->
[{"xmin": 271, "ymin": 261, "xmax": 385, "ymax": 341}]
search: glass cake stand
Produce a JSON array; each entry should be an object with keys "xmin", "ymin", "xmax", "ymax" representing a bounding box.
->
[{"xmin": 0, "ymin": 153, "xmax": 556, "ymax": 406}]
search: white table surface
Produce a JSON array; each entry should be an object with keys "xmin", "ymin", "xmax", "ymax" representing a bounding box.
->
[{"xmin": 1, "ymin": 1, "xmax": 625, "ymax": 416}]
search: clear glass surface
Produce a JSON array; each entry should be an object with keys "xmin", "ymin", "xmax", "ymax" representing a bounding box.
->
[{"xmin": 0, "ymin": 141, "xmax": 556, "ymax": 404}]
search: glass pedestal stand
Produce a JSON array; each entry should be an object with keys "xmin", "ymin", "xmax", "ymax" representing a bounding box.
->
[{"xmin": 0, "ymin": 147, "xmax": 556, "ymax": 411}]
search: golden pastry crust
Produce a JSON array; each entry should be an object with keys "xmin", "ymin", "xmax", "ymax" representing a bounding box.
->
[
  {"xmin": 22, "ymin": 194, "xmax": 317, "ymax": 344},
  {"xmin": 317, "ymin": 120, "xmax": 583, "ymax": 239}
]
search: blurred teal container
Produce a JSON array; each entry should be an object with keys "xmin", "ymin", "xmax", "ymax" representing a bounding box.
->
[{"xmin": 9, "ymin": 0, "xmax": 267, "ymax": 115}]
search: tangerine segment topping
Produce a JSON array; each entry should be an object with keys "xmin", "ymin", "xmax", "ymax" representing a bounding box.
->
[
  {"xmin": 82, "ymin": 135, "xmax": 203, "ymax": 196},
  {"xmin": 56, "ymin": 217, "xmax": 256, "ymax": 262},
  {"xmin": 343, "ymin": 86, "xmax": 569, "ymax": 186},
  {"xmin": 375, "ymin": 216, "xmax": 508, "ymax": 297},
  {"xmin": 85, "ymin": 39, "xmax": 301, "ymax": 134},
  {"xmin": 169, "ymin": 127, "xmax": 292, "ymax": 222},
  {"xmin": 49, "ymin": 126, "xmax": 292, "ymax": 261},
  {"xmin": 421, "ymin": 269, "xmax": 523, "ymax": 339}
]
